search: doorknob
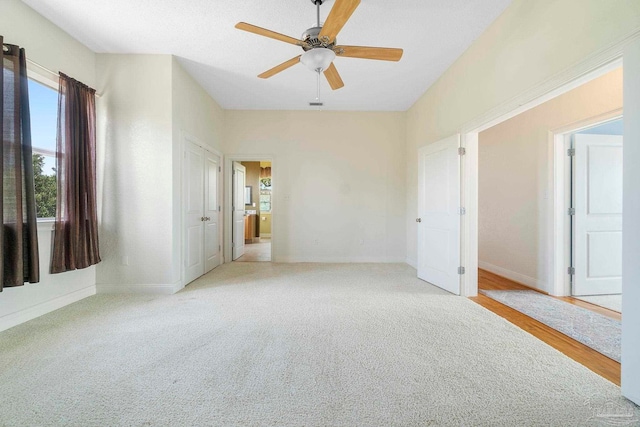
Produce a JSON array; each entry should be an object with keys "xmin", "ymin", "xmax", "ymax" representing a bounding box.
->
[
  {"xmin": 416, "ymin": 218, "xmax": 422, "ymax": 223},
  {"xmin": 201, "ymin": 217, "xmax": 206, "ymax": 221}
]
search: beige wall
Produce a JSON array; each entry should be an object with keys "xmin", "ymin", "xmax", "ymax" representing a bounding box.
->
[
  {"xmin": 171, "ymin": 58, "xmax": 225, "ymax": 154},
  {"xmin": 406, "ymin": 0, "xmax": 640, "ymax": 266},
  {"xmin": 479, "ymin": 68, "xmax": 623, "ymax": 292},
  {"xmin": 96, "ymin": 54, "xmax": 175, "ymax": 288},
  {"xmin": 0, "ymin": 0, "xmax": 97, "ymax": 331},
  {"xmin": 1, "ymin": 0, "xmax": 95, "ymax": 87},
  {"xmin": 225, "ymin": 111, "xmax": 406, "ymax": 263},
  {"xmin": 260, "ymin": 213, "xmax": 272, "ymax": 236}
]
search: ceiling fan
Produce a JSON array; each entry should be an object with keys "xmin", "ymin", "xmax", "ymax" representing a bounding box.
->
[{"xmin": 235, "ymin": 0, "xmax": 403, "ymax": 91}]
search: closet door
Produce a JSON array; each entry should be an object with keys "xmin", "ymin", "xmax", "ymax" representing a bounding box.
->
[
  {"xmin": 184, "ymin": 141, "xmax": 205, "ymax": 284},
  {"xmin": 184, "ymin": 141, "xmax": 221, "ymax": 285}
]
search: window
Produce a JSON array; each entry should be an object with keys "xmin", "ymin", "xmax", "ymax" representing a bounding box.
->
[
  {"xmin": 260, "ymin": 177, "xmax": 271, "ymax": 212},
  {"xmin": 28, "ymin": 78, "xmax": 58, "ymax": 219}
]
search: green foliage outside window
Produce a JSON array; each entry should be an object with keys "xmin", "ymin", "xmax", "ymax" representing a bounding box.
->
[{"xmin": 32, "ymin": 153, "xmax": 57, "ymax": 218}]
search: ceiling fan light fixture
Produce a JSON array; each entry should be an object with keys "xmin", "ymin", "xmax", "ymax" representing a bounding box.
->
[{"xmin": 300, "ymin": 48, "xmax": 336, "ymax": 72}]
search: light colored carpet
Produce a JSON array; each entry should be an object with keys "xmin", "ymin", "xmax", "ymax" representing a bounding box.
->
[
  {"xmin": 575, "ymin": 294, "xmax": 622, "ymax": 313},
  {"xmin": 1, "ymin": 263, "xmax": 638, "ymax": 426}
]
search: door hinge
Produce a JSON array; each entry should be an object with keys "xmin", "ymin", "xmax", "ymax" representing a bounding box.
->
[
  {"xmin": 458, "ymin": 207, "xmax": 466, "ymax": 215},
  {"xmin": 458, "ymin": 266, "xmax": 465, "ymax": 275},
  {"xmin": 568, "ymin": 267, "xmax": 575, "ymax": 275},
  {"xmin": 567, "ymin": 148, "xmax": 575, "ymax": 156},
  {"xmin": 218, "ymin": 205, "xmax": 221, "ymax": 212},
  {"xmin": 219, "ymin": 245, "xmax": 221, "ymax": 251},
  {"xmin": 568, "ymin": 208, "xmax": 575, "ymax": 215},
  {"xmin": 458, "ymin": 147, "xmax": 466, "ymax": 156},
  {"xmin": 218, "ymin": 166, "xmax": 221, "ymax": 172}
]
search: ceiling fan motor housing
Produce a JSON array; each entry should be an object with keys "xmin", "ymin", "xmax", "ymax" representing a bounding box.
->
[{"xmin": 301, "ymin": 26, "xmax": 335, "ymax": 51}]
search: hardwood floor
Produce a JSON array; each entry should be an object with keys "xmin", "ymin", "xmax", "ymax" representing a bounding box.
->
[{"xmin": 471, "ymin": 269, "xmax": 621, "ymax": 385}]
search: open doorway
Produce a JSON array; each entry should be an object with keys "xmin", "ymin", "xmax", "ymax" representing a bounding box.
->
[
  {"xmin": 470, "ymin": 66, "xmax": 623, "ymax": 373},
  {"xmin": 475, "ymin": 66, "xmax": 622, "ymax": 308},
  {"xmin": 232, "ymin": 160, "xmax": 272, "ymax": 262}
]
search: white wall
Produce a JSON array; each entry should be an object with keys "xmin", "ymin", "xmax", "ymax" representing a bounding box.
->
[
  {"xmin": 224, "ymin": 111, "xmax": 406, "ymax": 263},
  {"xmin": 406, "ymin": 0, "xmax": 640, "ymax": 265},
  {"xmin": 0, "ymin": 0, "xmax": 95, "ymax": 86},
  {"xmin": 96, "ymin": 54, "xmax": 176, "ymax": 292},
  {"xmin": 622, "ymin": 37, "xmax": 640, "ymax": 406},
  {"xmin": 478, "ymin": 69, "xmax": 623, "ymax": 292},
  {"xmin": 0, "ymin": 0, "xmax": 97, "ymax": 331},
  {"xmin": 95, "ymin": 55, "xmax": 226, "ymax": 293}
]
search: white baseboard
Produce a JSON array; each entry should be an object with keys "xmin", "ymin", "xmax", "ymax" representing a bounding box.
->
[
  {"xmin": 479, "ymin": 261, "xmax": 547, "ymax": 292},
  {"xmin": 97, "ymin": 280, "xmax": 183, "ymax": 295},
  {"xmin": 0, "ymin": 286, "xmax": 96, "ymax": 333},
  {"xmin": 275, "ymin": 256, "xmax": 406, "ymax": 263}
]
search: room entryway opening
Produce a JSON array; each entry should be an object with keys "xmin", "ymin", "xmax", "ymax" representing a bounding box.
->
[
  {"xmin": 471, "ymin": 66, "xmax": 623, "ymax": 375},
  {"xmin": 229, "ymin": 159, "xmax": 273, "ymax": 262},
  {"xmin": 475, "ymin": 67, "xmax": 622, "ymax": 305}
]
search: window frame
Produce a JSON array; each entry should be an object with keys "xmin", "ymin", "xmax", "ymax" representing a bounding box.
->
[{"xmin": 26, "ymin": 64, "xmax": 60, "ymax": 223}]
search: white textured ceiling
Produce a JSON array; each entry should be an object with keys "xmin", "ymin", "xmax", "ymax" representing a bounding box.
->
[{"xmin": 22, "ymin": 0, "xmax": 512, "ymax": 111}]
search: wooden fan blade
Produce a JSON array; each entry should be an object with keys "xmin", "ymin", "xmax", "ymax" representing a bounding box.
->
[
  {"xmin": 323, "ymin": 63, "xmax": 344, "ymax": 90},
  {"xmin": 236, "ymin": 22, "xmax": 304, "ymax": 46},
  {"xmin": 335, "ymin": 45, "xmax": 403, "ymax": 61},
  {"xmin": 318, "ymin": 0, "xmax": 360, "ymax": 44},
  {"xmin": 258, "ymin": 55, "xmax": 301, "ymax": 79}
]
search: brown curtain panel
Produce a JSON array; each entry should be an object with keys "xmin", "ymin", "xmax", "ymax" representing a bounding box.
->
[
  {"xmin": 51, "ymin": 73, "xmax": 100, "ymax": 273},
  {"xmin": 1, "ymin": 38, "xmax": 40, "ymax": 291}
]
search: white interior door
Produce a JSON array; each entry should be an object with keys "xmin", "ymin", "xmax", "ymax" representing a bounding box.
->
[
  {"xmin": 573, "ymin": 134, "xmax": 623, "ymax": 295},
  {"xmin": 232, "ymin": 162, "xmax": 246, "ymax": 260},
  {"xmin": 417, "ymin": 134, "xmax": 461, "ymax": 295},
  {"xmin": 204, "ymin": 151, "xmax": 221, "ymax": 272},
  {"xmin": 184, "ymin": 141, "xmax": 205, "ymax": 284}
]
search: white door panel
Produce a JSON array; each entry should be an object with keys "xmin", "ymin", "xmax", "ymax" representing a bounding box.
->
[
  {"xmin": 233, "ymin": 162, "xmax": 246, "ymax": 260},
  {"xmin": 417, "ymin": 134, "xmax": 461, "ymax": 295},
  {"xmin": 184, "ymin": 142, "xmax": 205, "ymax": 285},
  {"xmin": 573, "ymin": 134, "xmax": 623, "ymax": 295},
  {"xmin": 184, "ymin": 141, "xmax": 221, "ymax": 285},
  {"xmin": 205, "ymin": 153, "xmax": 221, "ymax": 272}
]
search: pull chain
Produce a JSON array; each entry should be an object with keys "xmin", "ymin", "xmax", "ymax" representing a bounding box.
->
[{"xmin": 316, "ymin": 70, "xmax": 321, "ymax": 101}]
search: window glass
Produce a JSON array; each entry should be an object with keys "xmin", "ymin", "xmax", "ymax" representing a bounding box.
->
[
  {"xmin": 260, "ymin": 177, "xmax": 271, "ymax": 212},
  {"xmin": 260, "ymin": 191, "xmax": 271, "ymax": 212},
  {"xmin": 28, "ymin": 79, "xmax": 58, "ymax": 219}
]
